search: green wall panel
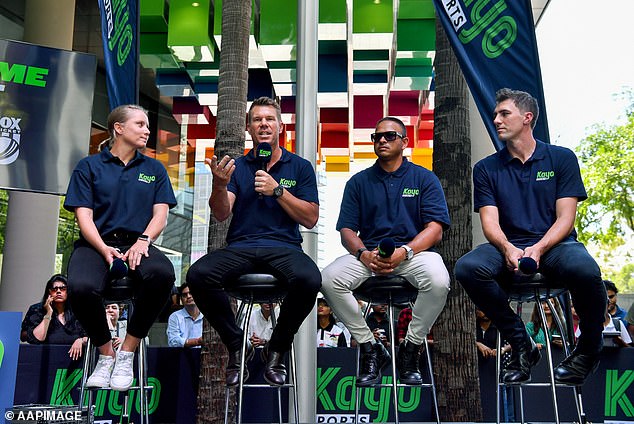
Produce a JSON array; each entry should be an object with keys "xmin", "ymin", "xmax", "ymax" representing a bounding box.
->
[
  {"xmin": 397, "ymin": 19, "xmax": 435, "ymax": 51},
  {"xmin": 320, "ymin": 0, "xmax": 347, "ymax": 23},
  {"xmin": 260, "ymin": 0, "xmax": 297, "ymax": 45},
  {"xmin": 353, "ymin": 0, "xmax": 393, "ymax": 34}
]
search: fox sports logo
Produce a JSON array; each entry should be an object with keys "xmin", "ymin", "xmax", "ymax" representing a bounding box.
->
[{"xmin": 0, "ymin": 116, "xmax": 21, "ymax": 165}]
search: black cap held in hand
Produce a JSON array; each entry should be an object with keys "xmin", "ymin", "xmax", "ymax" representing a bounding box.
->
[
  {"xmin": 109, "ymin": 258, "xmax": 129, "ymax": 279},
  {"xmin": 256, "ymin": 142, "xmax": 272, "ymax": 169},
  {"xmin": 377, "ymin": 238, "xmax": 395, "ymax": 258},
  {"xmin": 518, "ymin": 257, "xmax": 538, "ymax": 275}
]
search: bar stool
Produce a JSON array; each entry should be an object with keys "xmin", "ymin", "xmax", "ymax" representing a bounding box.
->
[
  {"xmin": 223, "ymin": 273, "xmax": 299, "ymax": 424},
  {"xmin": 352, "ymin": 274, "xmax": 440, "ymax": 424},
  {"xmin": 77, "ymin": 276, "xmax": 152, "ymax": 424},
  {"xmin": 496, "ymin": 274, "xmax": 587, "ymax": 424}
]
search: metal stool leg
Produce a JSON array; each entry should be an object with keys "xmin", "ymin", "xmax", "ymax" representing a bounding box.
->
[
  {"xmin": 237, "ymin": 298, "xmax": 255, "ymax": 424},
  {"xmin": 289, "ymin": 343, "xmax": 300, "ymax": 423},
  {"xmin": 423, "ymin": 337, "xmax": 440, "ymax": 424},
  {"xmin": 78, "ymin": 339, "xmax": 95, "ymax": 422},
  {"xmin": 138, "ymin": 338, "xmax": 149, "ymax": 424},
  {"xmin": 495, "ymin": 333, "xmax": 502, "ymax": 424},
  {"xmin": 387, "ymin": 298, "xmax": 400, "ymax": 424},
  {"xmin": 536, "ymin": 294, "xmax": 560, "ymax": 424}
]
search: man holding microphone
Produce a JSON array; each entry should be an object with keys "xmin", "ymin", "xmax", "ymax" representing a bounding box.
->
[{"xmin": 320, "ymin": 116, "xmax": 451, "ymax": 386}]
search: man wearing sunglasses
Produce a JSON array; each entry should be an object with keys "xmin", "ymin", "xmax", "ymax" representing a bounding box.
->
[{"xmin": 321, "ymin": 116, "xmax": 451, "ymax": 386}]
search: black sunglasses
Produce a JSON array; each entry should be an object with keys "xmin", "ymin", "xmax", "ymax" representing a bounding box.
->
[
  {"xmin": 50, "ymin": 285, "xmax": 67, "ymax": 292},
  {"xmin": 370, "ymin": 131, "xmax": 405, "ymax": 143}
]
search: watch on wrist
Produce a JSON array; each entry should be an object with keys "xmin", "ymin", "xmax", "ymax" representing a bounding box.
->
[
  {"xmin": 138, "ymin": 234, "xmax": 151, "ymax": 243},
  {"xmin": 401, "ymin": 245, "xmax": 414, "ymax": 260},
  {"xmin": 273, "ymin": 185, "xmax": 284, "ymax": 199},
  {"xmin": 355, "ymin": 248, "xmax": 368, "ymax": 261}
]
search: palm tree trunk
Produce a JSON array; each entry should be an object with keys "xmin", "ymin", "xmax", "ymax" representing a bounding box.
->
[
  {"xmin": 196, "ymin": 0, "xmax": 251, "ymax": 422},
  {"xmin": 432, "ymin": 16, "xmax": 483, "ymax": 422}
]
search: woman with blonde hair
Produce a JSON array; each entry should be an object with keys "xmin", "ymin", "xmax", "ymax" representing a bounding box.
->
[{"xmin": 64, "ymin": 104, "xmax": 177, "ymax": 391}]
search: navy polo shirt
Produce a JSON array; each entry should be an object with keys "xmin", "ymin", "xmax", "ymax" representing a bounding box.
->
[
  {"xmin": 336, "ymin": 158, "xmax": 450, "ymax": 250},
  {"xmin": 227, "ymin": 147, "xmax": 319, "ymax": 249},
  {"xmin": 473, "ymin": 141, "xmax": 587, "ymax": 245},
  {"xmin": 64, "ymin": 148, "xmax": 177, "ymax": 236}
]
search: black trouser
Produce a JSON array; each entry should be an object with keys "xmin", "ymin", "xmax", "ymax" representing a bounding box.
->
[
  {"xmin": 187, "ymin": 247, "xmax": 322, "ymax": 353},
  {"xmin": 68, "ymin": 239, "xmax": 175, "ymax": 347},
  {"xmin": 455, "ymin": 241, "xmax": 606, "ymax": 355}
]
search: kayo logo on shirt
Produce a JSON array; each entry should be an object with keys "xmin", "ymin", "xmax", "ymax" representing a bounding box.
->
[
  {"xmin": 536, "ymin": 170, "xmax": 555, "ymax": 181},
  {"xmin": 138, "ymin": 173, "xmax": 156, "ymax": 184},
  {"xmin": 402, "ymin": 188, "xmax": 420, "ymax": 198},
  {"xmin": 279, "ymin": 178, "xmax": 296, "ymax": 188}
]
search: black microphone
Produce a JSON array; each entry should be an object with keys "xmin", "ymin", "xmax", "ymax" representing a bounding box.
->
[
  {"xmin": 518, "ymin": 257, "xmax": 538, "ymax": 275},
  {"xmin": 256, "ymin": 142, "xmax": 272, "ymax": 171},
  {"xmin": 109, "ymin": 258, "xmax": 129, "ymax": 279},
  {"xmin": 255, "ymin": 142, "xmax": 272, "ymax": 198},
  {"xmin": 377, "ymin": 238, "xmax": 395, "ymax": 258}
]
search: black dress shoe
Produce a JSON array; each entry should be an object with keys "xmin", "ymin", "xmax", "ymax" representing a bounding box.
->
[
  {"xmin": 263, "ymin": 350, "xmax": 287, "ymax": 386},
  {"xmin": 356, "ymin": 342, "xmax": 390, "ymax": 387},
  {"xmin": 554, "ymin": 352, "xmax": 599, "ymax": 385},
  {"xmin": 502, "ymin": 341, "xmax": 541, "ymax": 384},
  {"xmin": 226, "ymin": 346, "xmax": 254, "ymax": 386}
]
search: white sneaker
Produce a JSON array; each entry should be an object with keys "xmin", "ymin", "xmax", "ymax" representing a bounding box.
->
[
  {"xmin": 86, "ymin": 355, "xmax": 114, "ymax": 388},
  {"xmin": 110, "ymin": 351, "xmax": 135, "ymax": 391}
]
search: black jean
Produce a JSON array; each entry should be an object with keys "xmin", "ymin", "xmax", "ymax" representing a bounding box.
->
[
  {"xmin": 455, "ymin": 241, "xmax": 606, "ymax": 355},
  {"xmin": 67, "ymin": 239, "xmax": 175, "ymax": 347},
  {"xmin": 186, "ymin": 247, "xmax": 322, "ymax": 353}
]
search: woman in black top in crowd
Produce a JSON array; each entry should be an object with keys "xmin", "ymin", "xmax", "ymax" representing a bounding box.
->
[{"xmin": 21, "ymin": 274, "xmax": 87, "ymax": 360}]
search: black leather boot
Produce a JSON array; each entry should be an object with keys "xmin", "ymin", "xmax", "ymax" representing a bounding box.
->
[
  {"xmin": 501, "ymin": 339, "xmax": 541, "ymax": 384},
  {"xmin": 357, "ymin": 342, "xmax": 390, "ymax": 386},
  {"xmin": 397, "ymin": 341, "xmax": 423, "ymax": 385},
  {"xmin": 226, "ymin": 345, "xmax": 254, "ymax": 386},
  {"xmin": 262, "ymin": 344, "xmax": 287, "ymax": 386},
  {"xmin": 554, "ymin": 351, "xmax": 600, "ymax": 385}
]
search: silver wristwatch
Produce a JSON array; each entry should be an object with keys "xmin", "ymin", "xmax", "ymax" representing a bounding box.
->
[{"xmin": 401, "ymin": 245, "xmax": 414, "ymax": 260}]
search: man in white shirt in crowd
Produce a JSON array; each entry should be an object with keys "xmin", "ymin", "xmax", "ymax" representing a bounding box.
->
[
  {"xmin": 248, "ymin": 303, "xmax": 279, "ymax": 348},
  {"xmin": 167, "ymin": 284, "xmax": 204, "ymax": 348}
]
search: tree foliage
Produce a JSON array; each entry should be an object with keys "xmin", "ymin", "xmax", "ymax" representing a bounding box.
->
[{"xmin": 575, "ymin": 113, "xmax": 634, "ymax": 257}]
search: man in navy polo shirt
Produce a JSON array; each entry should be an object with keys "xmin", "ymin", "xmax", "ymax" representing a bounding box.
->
[
  {"xmin": 455, "ymin": 88, "xmax": 606, "ymax": 386},
  {"xmin": 186, "ymin": 97, "xmax": 321, "ymax": 387},
  {"xmin": 320, "ymin": 116, "xmax": 451, "ymax": 386}
]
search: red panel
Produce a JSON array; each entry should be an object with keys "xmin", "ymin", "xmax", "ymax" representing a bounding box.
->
[
  {"xmin": 187, "ymin": 123, "xmax": 216, "ymax": 139},
  {"xmin": 320, "ymin": 108, "xmax": 349, "ymax": 124},
  {"xmin": 354, "ymin": 95, "xmax": 383, "ymax": 128},
  {"xmin": 320, "ymin": 123, "xmax": 349, "ymax": 148},
  {"xmin": 388, "ymin": 91, "xmax": 420, "ymax": 117}
]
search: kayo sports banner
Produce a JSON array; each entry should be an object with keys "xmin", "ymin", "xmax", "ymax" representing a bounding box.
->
[
  {"xmin": 432, "ymin": 0, "xmax": 550, "ymax": 150},
  {"xmin": 98, "ymin": 0, "xmax": 138, "ymax": 109}
]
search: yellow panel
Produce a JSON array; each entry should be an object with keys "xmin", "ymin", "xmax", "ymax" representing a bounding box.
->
[
  {"xmin": 325, "ymin": 155, "xmax": 350, "ymax": 172},
  {"xmin": 412, "ymin": 147, "xmax": 432, "ymax": 170}
]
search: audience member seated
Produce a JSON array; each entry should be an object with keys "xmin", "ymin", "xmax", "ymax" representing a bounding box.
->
[
  {"xmin": 248, "ymin": 303, "xmax": 279, "ymax": 348},
  {"xmin": 106, "ymin": 302, "xmax": 127, "ymax": 351},
  {"xmin": 366, "ymin": 304, "xmax": 391, "ymax": 349},
  {"xmin": 577, "ymin": 306, "xmax": 631, "ymax": 348},
  {"xmin": 167, "ymin": 284, "xmax": 204, "ymax": 348},
  {"xmin": 396, "ymin": 306, "xmax": 433, "ymax": 346},
  {"xmin": 317, "ymin": 297, "xmax": 347, "ymax": 348},
  {"xmin": 525, "ymin": 299, "xmax": 564, "ymax": 350},
  {"xmin": 476, "ymin": 309, "xmax": 514, "ymax": 422},
  {"xmin": 21, "ymin": 274, "xmax": 87, "ymax": 360},
  {"xmin": 604, "ymin": 280, "xmax": 628, "ymax": 328}
]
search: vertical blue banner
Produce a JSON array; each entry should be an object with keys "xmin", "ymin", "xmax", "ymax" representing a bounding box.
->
[
  {"xmin": 433, "ymin": 0, "xmax": 549, "ymax": 150},
  {"xmin": 98, "ymin": 0, "xmax": 139, "ymax": 109},
  {"xmin": 0, "ymin": 312, "xmax": 22, "ymax": 415}
]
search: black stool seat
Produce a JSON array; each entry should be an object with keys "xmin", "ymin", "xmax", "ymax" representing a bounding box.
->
[
  {"xmin": 224, "ymin": 273, "xmax": 288, "ymax": 303},
  {"xmin": 103, "ymin": 276, "xmax": 136, "ymax": 302},
  {"xmin": 353, "ymin": 274, "xmax": 418, "ymax": 305},
  {"xmin": 504, "ymin": 273, "xmax": 567, "ymax": 302}
]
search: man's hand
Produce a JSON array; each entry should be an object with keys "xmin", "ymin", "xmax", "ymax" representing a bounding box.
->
[
  {"xmin": 254, "ymin": 170, "xmax": 278, "ymax": 196},
  {"xmin": 362, "ymin": 249, "xmax": 406, "ymax": 275},
  {"xmin": 112, "ymin": 336, "xmax": 122, "ymax": 350},
  {"xmin": 207, "ymin": 155, "xmax": 235, "ymax": 187},
  {"xmin": 250, "ymin": 333, "xmax": 266, "ymax": 347}
]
